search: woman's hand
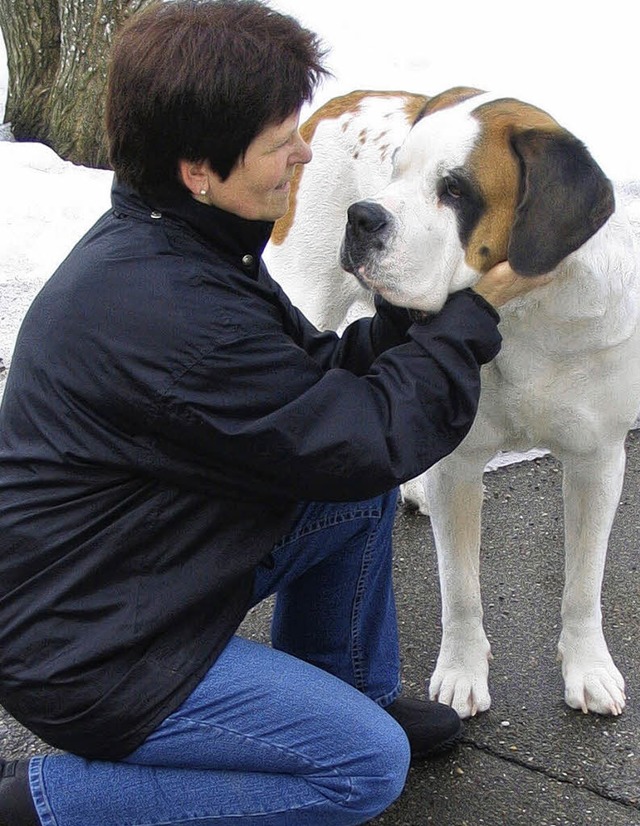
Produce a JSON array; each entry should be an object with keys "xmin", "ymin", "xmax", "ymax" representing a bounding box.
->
[{"xmin": 472, "ymin": 261, "xmax": 554, "ymax": 308}]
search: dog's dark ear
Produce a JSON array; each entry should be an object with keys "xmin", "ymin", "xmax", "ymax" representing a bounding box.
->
[{"xmin": 507, "ymin": 129, "xmax": 615, "ymax": 275}]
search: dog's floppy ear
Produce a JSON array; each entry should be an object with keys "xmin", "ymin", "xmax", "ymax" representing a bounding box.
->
[{"xmin": 507, "ymin": 129, "xmax": 615, "ymax": 275}]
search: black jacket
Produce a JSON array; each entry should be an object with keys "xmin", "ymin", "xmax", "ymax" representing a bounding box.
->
[{"xmin": 0, "ymin": 180, "xmax": 501, "ymax": 760}]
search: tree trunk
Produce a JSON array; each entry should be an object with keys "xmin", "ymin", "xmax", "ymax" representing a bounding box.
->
[
  {"xmin": 0, "ymin": 0, "xmax": 155, "ymax": 168},
  {"xmin": 0, "ymin": 0, "xmax": 61, "ymax": 140}
]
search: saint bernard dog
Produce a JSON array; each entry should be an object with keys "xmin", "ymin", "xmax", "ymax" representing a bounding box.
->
[{"xmin": 264, "ymin": 88, "xmax": 640, "ymax": 719}]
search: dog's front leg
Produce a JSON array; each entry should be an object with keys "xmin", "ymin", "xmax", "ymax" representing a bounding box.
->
[
  {"xmin": 558, "ymin": 443, "xmax": 627, "ymax": 716},
  {"xmin": 426, "ymin": 454, "xmax": 492, "ymax": 718}
]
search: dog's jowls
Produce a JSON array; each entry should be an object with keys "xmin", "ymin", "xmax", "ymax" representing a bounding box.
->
[{"xmin": 265, "ymin": 87, "xmax": 640, "ymax": 718}]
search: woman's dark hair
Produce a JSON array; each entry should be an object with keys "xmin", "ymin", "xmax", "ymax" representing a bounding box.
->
[{"xmin": 106, "ymin": 0, "xmax": 329, "ymax": 195}]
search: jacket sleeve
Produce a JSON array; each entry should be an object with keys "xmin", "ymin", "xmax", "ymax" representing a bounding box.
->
[
  {"xmin": 264, "ymin": 270, "xmax": 415, "ymax": 376},
  {"xmin": 147, "ymin": 289, "xmax": 501, "ymax": 504}
]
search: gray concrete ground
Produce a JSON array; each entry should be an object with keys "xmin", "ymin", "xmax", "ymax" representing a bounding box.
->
[
  {"xmin": 363, "ymin": 430, "xmax": 640, "ymax": 826},
  {"xmin": 1, "ymin": 433, "xmax": 639, "ymax": 825}
]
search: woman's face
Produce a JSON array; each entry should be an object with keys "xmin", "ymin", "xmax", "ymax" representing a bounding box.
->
[{"xmin": 203, "ymin": 112, "xmax": 313, "ymax": 221}]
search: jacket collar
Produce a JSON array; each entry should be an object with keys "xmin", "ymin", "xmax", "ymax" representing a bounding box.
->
[{"xmin": 111, "ymin": 179, "xmax": 274, "ymax": 261}]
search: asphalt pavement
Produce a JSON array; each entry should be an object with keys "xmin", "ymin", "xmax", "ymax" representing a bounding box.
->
[
  {"xmin": 363, "ymin": 431, "xmax": 640, "ymax": 826},
  {"xmin": 1, "ymin": 433, "xmax": 639, "ymax": 825}
]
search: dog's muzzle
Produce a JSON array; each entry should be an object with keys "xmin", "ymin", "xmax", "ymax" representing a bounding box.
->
[{"xmin": 340, "ymin": 200, "xmax": 393, "ymax": 276}]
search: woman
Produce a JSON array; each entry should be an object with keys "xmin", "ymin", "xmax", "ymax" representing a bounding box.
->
[{"xmin": 0, "ymin": 2, "xmax": 550, "ymax": 824}]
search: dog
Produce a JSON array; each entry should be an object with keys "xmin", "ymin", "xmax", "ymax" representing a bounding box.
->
[{"xmin": 265, "ymin": 87, "xmax": 640, "ymax": 718}]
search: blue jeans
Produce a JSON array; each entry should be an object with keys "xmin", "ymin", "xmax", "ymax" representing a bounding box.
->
[{"xmin": 28, "ymin": 491, "xmax": 411, "ymax": 825}]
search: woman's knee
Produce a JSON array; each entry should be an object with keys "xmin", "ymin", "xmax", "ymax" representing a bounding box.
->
[{"xmin": 331, "ymin": 709, "xmax": 411, "ymax": 822}]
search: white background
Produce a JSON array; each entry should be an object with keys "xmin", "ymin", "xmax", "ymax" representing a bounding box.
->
[{"xmin": 269, "ymin": 0, "xmax": 638, "ymax": 181}]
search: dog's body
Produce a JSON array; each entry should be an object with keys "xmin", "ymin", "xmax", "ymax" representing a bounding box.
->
[{"xmin": 265, "ymin": 88, "xmax": 640, "ymax": 718}]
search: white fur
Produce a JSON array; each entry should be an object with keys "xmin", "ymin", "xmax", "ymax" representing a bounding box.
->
[
  {"xmin": 266, "ymin": 91, "xmax": 640, "ymax": 718},
  {"xmin": 264, "ymin": 94, "xmax": 414, "ymax": 329},
  {"xmin": 425, "ymin": 210, "xmax": 640, "ymax": 717},
  {"xmin": 355, "ymin": 105, "xmax": 482, "ymax": 311}
]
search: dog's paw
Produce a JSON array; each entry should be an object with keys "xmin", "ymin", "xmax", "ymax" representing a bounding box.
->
[
  {"xmin": 429, "ymin": 630, "xmax": 492, "ymax": 718},
  {"xmin": 558, "ymin": 632, "xmax": 626, "ymax": 716}
]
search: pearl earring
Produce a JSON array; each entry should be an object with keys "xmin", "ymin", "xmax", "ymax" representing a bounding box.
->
[{"xmin": 200, "ymin": 188, "xmax": 207, "ymax": 196}]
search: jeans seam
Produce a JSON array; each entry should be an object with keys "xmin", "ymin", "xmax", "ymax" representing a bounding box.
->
[
  {"xmin": 126, "ymin": 797, "xmax": 352, "ymax": 825},
  {"xmin": 29, "ymin": 755, "xmax": 58, "ymax": 826},
  {"xmin": 272, "ymin": 505, "xmax": 382, "ymax": 551},
  {"xmin": 165, "ymin": 713, "xmax": 353, "ymax": 800},
  {"xmin": 350, "ymin": 525, "xmax": 374, "ymax": 694},
  {"xmin": 349, "ymin": 492, "xmax": 402, "ymax": 703}
]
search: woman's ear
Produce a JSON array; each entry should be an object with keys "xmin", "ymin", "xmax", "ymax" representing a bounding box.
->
[{"xmin": 178, "ymin": 159, "xmax": 212, "ymax": 202}]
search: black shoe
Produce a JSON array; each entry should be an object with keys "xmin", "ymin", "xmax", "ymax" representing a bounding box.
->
[
  {"xmin": 385, "ymin": 695, "xmax": 462, "ymax": 760},
  {"xmin": 0, "ymin": 758, "xmax": 39, "ymax": 825}
]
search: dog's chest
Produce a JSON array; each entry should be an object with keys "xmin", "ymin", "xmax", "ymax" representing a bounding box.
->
[
  {"xmin": 476, "ymin": 314, "xmax": 640, "ymax": 454},
  {"xmin": 481, "ymin": 347, "xmax": 574, "ymax": 445}
]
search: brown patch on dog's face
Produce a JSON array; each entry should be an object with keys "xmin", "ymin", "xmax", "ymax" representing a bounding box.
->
[
  {"xmin": 464, "ymin": 99, "xmax": 564, "ymax": 272},
  {"xmin": 270, "ymin": 91, "xmax": 428, "ymax": 246}
]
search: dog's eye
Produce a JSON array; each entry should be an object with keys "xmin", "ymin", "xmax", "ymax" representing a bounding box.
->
[{"xmin": 439, "ymin": 176, "xmax": 463, "ymax": 200}]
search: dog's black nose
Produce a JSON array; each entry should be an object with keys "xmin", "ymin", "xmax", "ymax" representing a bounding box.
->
[{"xmin": 347, "ymin": 200, "xmax": 390, "ymax": 238}]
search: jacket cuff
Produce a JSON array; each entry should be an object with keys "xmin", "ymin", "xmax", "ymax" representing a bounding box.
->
[
  {"xmin": 408, "ymin": 288, "xmax": 502, "ymax": 365},
  {"xmin": 370, "ymin": 293, "xmax": 414, "ymax": 353},
  {"xmin": 463, "ymin": 287, "xmax": 501, "ymax": 323}
]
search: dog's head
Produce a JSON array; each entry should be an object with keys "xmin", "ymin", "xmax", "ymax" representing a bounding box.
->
[{"xmin": 340, "ymin": 87, "xmax": 615, "ymax": 312}]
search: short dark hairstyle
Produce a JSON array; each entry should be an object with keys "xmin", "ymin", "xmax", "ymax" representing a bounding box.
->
[{"xmin": 106, "ymin": 0, "xmax": 329, "ymax": 195}]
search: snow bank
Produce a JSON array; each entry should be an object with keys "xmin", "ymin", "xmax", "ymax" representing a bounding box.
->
[{"xmin": 0, "ymin": 141, "xmax": 112, "ymax": 389}]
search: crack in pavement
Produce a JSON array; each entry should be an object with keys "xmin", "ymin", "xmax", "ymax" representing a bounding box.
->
[{"xmin": 460, "ymin": 737, "xmax": 639, "ymax": 811}]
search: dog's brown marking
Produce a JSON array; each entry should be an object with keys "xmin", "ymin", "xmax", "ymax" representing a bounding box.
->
[
  {"xmin": 463, "ymin": 98, "xmax": 568, "ymax": 273},
  {"xmin": 271, "ymin": 90, "xmax": 428, "ymax": 246},
  {"xmin": 414, "ymin": 86, "xmax": 484, "ymax": 122},
  {"xmin": 403, "ymin": 93, "xmax": 431, "ymax": 124}
]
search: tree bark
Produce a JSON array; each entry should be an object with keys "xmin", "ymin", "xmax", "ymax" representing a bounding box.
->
[
  {"xmin": 0, "ymin": 0, "xmax": 155, "ymax": 168},
  {"xmin": 0, "ymin": 0, "xmax": 61, "ymax": 140}
]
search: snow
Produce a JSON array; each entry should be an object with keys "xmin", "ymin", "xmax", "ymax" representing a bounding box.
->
[
  {"xmin": 0, "ymin": 0, "xmax": 639, "ymax": 430},
  {"xmin": 0, "ymin": 142, "xmax": 113, "ymax": 389}
]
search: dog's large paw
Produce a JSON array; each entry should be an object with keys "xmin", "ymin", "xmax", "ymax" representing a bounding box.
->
[
  {"xmin": 558, "ymin": 631, "xmax": 626, "ymax": 716},
  {"xmin": 429, "ymin": 629, "xmax": 492, "ymax": 718}
]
